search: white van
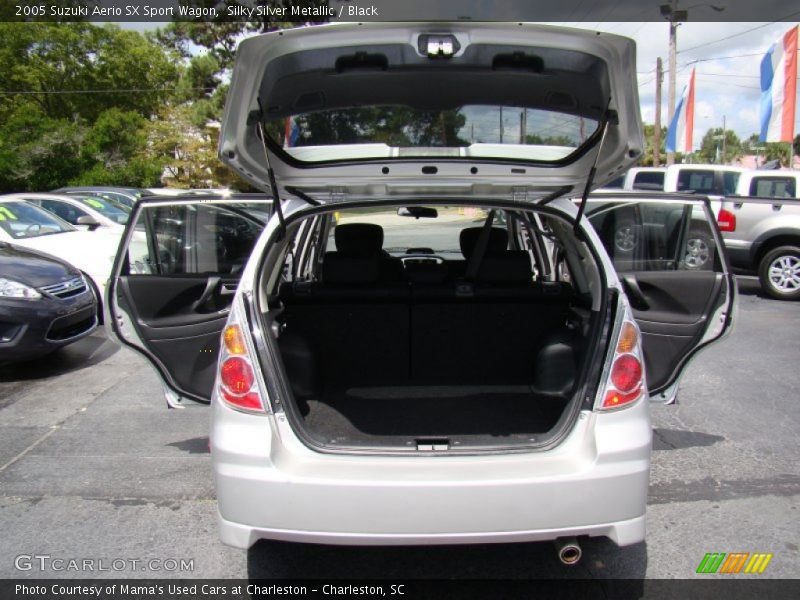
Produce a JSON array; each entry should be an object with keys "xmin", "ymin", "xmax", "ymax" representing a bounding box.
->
[{"xmin": 106, "ymin": 23, "xmax": 735, "ymax": 559}]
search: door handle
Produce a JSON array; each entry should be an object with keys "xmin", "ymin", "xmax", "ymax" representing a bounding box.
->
[
  {"xmin": 219, "ymin": 283, "xmax": 238, "ymax": 296},
  {"xmin": 190, "ymin": 276, "xmax": 221, "ymax": 312},
  {"xmin": 621, "ymin": 275, "xmax": 650, "ymax": 310}
]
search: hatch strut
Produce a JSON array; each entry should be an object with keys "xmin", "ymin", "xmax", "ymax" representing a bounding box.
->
[
  {"xmin": 256, "ymin": 98, "xmax": 286, "ymax": 239},
  {"xmin": 574, "ymin": 98, "xmax": 613, "ymax": 235}
]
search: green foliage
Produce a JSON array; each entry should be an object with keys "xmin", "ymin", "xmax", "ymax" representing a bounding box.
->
[
  {"xmin": 641, "ymin": 123, "xmax": 667, "ymax": 166},
  {"xmin": 742, "ymin": 133, "xmax": 796, "ymax": 167},
  {"xmin": 698, "ymin": 128, "xmax": 743, "ymax": 164},
  {"xmin": 0, "ymin": 8, "xmax": 332, "ymax": 192},
  {"xmin": 0, "ymin": 23, "xmax": 178, "ymax": 192},
  {"xmin": 0, "ymin": 22, "xmax": 178, "ymax": 122}
]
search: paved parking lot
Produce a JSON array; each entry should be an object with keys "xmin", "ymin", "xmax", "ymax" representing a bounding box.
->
[{"xmin": 0, "ymin": 277, "xmax": 798, "ymax": 579}]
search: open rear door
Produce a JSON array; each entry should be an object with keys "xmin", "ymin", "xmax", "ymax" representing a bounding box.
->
[
  {"xmin": 586, "ymin": 194, "xmax": 735, "ymax": 400},
  {"xmin": 106, "ymin": 197, "xmax": 270, "ymax": 404}
]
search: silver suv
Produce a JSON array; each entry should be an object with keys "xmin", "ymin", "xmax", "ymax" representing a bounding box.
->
[{"xmin": 107, "ymin": 23, "xmax": 735, "ymax": 559}]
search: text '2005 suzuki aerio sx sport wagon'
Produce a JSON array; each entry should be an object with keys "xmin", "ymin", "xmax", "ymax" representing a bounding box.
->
[{"xmin": 106, "ymin": 23, "xmax": 735, "ymax": 560}]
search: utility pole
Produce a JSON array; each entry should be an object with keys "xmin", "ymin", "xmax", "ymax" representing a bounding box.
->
[
  {"xmin": 721, "ymin": 115, "xmax": 727, "ymax": 164},
  {"xmin": 666, "ymin": 0, "xmax": 678, "ymax": 166},
  {"xmin": 654, "ymin": 57, "xmax": 663, "ymax": 166},
  {"xmin": 520, "ymin": 109, "xmax": 527, "ymax": 144},
  {"xmin": 661, "ymin": 2, "xmax": 725, "ymax": 165},
  {"xmin": 499, "ymin": 107, "xmax": 504, "ymax": 143}
]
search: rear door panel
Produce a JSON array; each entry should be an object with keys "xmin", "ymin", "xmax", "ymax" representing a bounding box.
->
[
  {"xmin": 108, "ymin": 198, "xmax": 269, "ymax": 403},
  {"xmin": 587, "ymin": 195, "xmax": 734, "ymax": 396}
]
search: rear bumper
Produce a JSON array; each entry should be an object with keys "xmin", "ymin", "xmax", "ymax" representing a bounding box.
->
[
  {"xmin": 211, "ymin": 397, "xmax": 652, "ymax": 549},
  {"xmin": 218, "ymin": 511, "xmax": 646, "ymax": 549}
]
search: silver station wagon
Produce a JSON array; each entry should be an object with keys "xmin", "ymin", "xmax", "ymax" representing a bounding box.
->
[{"xmin": 107, "ymin": 23, "xmax": 735, "ymax": 563}]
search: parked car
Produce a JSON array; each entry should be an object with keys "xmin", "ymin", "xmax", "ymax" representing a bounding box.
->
[
  {"xmin": 53, "ymin": 187, "xmax": 144, "ymax": 209},
  {"xmin": 717, "ymin": 194, "xmax": 800, "ymax": 299},
  {"xmin": 106, "ymin": 23, "xmax": 735, "ymax": 560},
  {"xmin": 734, "ymin": 169, "xmax": 800, "ymax": 199},
  {"xmin": 5, "ymin": 192, "xmax": 129, "ymax": 231},
  {"xmin": 0, "ymin": 242, "xmax": 97, "ymax": 361},
  {"xmin": 0, "ymin": 198, "xmax": 120, "ymax": 306}
]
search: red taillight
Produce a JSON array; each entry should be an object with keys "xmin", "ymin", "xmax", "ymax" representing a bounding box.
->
[
  {"xmin": 216, "ymin": 301, "xmax": 269, "ymax": 414},
  {"xmin": 603, "ymin": 387, "xmax": 642, "ymax": 409},
  {"xmin": 602, "ymin": 353, "xmax": 643, "ymax": 409},
  {"xmin": 610, "ymin": 354, "xmax": 642, "ymax": 393},
  {"xmin": 220, "ymin": 356, "xmax": 254, "ymax": 394},
  {"xmin": 598, "ymin": 317, "xmax": 644, "ymax": 411},
  {"xmin": 219, "ymin": 355, "xmax": 264, "ymax": 412},
  {"xmin": 220, "ymin": 389, "xmax": 263, "ymax": 410},
  {"xmin": 717, "ymin": 208, "xmax": 736, "ymax": 232}
]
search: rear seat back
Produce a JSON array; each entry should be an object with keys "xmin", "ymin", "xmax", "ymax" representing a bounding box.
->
[{"xmin": 277, "ymin": 222, "xmax": 574, "ymax": 388}]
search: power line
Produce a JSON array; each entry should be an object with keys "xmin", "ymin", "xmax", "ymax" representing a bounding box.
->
[
  {"xmin": 679, "ymin": 16, "xmax": 800, "ymax": 54},
  {"xmin": 679, "ymin": 53, "xmax": 764, "ymax": 69}
]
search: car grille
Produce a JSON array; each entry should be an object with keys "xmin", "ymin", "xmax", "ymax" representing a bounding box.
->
[
  {"xmin": 39, "ymin": 276, "xmax": 88, "ymax": 299},
  {"xmin": 46, "ymin": 306, "xmax": 97, "ymax": 342}
]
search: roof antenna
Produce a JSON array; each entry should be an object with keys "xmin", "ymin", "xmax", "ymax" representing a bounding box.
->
[
  {"xmin": 574, "ymin": 97, "xmax": 613, "ymax": 236},
  {"xmin": 256, "ymin": 98, "xmax": 286, "ymax": 240}
]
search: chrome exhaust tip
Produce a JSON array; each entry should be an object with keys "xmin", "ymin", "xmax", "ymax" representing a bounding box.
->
[{"xmin": 555, "ymin": 537, "xmax": 582, "ymax": 565}]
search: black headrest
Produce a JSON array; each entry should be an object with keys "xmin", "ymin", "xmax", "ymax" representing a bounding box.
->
[
  {"xmin": 322, "ymin": 252, "xmax": 380, "ymax": 284},
  {"xmin": 477, "ymin": 251, "xmax": 533, "ymax": 284},
  {"xmin": 459, "ymin": 227, "xmax": 508, "ymax": 259},
  {"xmin": 335, "ymin": 223, "xmax": 384, "ymax": 256}
]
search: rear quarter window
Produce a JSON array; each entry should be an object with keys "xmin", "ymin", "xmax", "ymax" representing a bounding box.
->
[
  {"xmin": 632, "ymin": 171, "xmax": 664, "ymax": 190},
  {"xmin": 749, "ymin": 176, "xmax": 796, "ymax": 198},
  {"xmin": 676, "ymin": 170, "xmax": 715, "ymax": 194}
]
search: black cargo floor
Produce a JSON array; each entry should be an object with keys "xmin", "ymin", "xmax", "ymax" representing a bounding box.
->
[{"xmin": 300, "ymin": 385, "xmax": 567, "ymax": 445}]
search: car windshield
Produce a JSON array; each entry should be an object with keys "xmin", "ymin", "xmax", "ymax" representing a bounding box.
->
[
  {"xmin": 267, "ymin": 105, "xmax": 598, "ymax": 164},
  {"xmin": 0, "ymin": 201, "xmax": 75, "ymax": 239},
  {"xmin": 74, "ymin": 195, "xmax": 130, "ymax": 224},
  {"xmin": 326, "ymin": 206, "xmax": 506, "ymax": 257}
]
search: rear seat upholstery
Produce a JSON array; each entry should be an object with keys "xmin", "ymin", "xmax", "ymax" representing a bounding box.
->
[{"xmin": 278, "ymin": 223, "xmax": 575, "ymax": 391}]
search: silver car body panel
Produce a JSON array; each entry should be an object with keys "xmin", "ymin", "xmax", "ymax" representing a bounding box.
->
[{"xmin": 219, "ymin": 22, "xmax": 644, "ymax": 202}]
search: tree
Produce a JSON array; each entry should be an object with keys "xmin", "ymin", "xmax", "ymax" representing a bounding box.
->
[
  {"xmin": 0, "ymin": 23, "xmax": 178, "ymax": 122},
  {"xmin": 698, "ymin": 128, "xmax": 742, "ymax": 164},
  {"xmin": 642, "ymin": 123, "xmax": 667, "ymax": 166},
  {"xmin": 742, "ymin": 133, "xmax": 795, "ymax": 167},
  {"xmin": 0, "ymin": 23, "xmax": 178, "ymax": 191},
  {"xmin": 145, "ymin": 105, "xmax": 244, "ymax": 189}
]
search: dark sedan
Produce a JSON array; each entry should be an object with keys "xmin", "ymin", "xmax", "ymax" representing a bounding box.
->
[{"xmin": 0, "ymin": 242, "xmax": 97, "ymax": 362}]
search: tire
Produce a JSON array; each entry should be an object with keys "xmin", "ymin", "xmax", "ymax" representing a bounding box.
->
[
  {"xmin": 682, "ymin": 227, "xmax": 714, "ymax": 270},
  {"xmin": 613, "ymin": 219, "xmax": 638, "ymax": 253},
  {"xmin": 758, "ymin": 245, "xmax": 800, "ymax": 300}
]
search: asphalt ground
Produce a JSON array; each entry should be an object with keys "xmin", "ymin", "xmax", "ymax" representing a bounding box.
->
[{"xmin": 0, "ymin": 276, "xmax": 798, "ymax": 580}]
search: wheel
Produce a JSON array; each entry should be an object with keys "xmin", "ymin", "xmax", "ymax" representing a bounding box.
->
[
  {"xmin": 758, "ymin": 245, "xmax": 800, "ymax": 300},
  {"xmin": 682, "ymin": 227, "xmax": 714, "ymax": 270},
  {"xmin": 613, "ymin": 219, "xmax": 638, "ymax": 253}
]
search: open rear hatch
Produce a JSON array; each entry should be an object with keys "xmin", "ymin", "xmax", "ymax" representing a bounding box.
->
[
  {"xmin": 219, "ymin": 22, "xmax": 644, "ymax": 205},
  {"xmin": 214, "ymin": 22, "xmax": 644, "ymax": 453}
]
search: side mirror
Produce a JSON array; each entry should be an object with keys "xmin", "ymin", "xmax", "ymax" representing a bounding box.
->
[
  {"xmin": 76, "ymin": 216, "xmax": 101, "ymax": 231},
  {"xmin": 397, "ymin": 206, "xmax": 438, "ymax": 219}
]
